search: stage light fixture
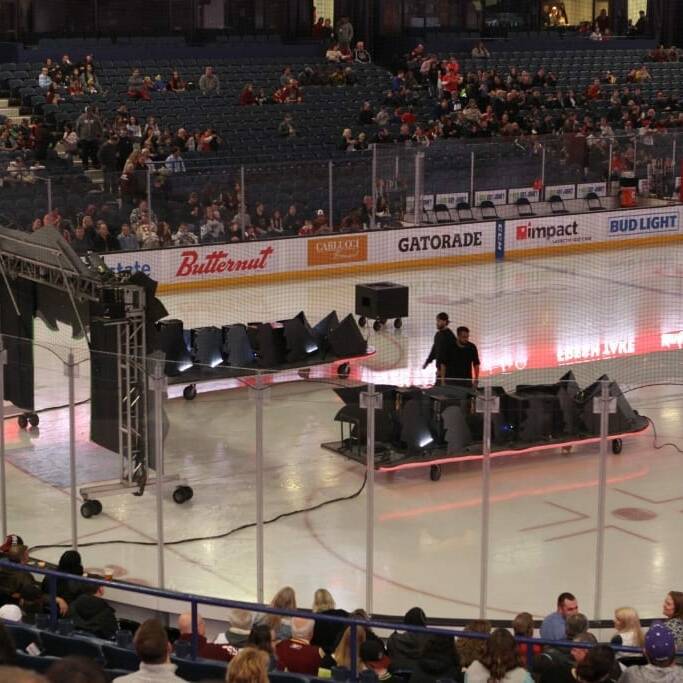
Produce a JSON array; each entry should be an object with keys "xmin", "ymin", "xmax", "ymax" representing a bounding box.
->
[
  {"xmin": 192, "ymin": 326, "xmax": 224, "ymax": 369},
  {"xmin": 400, "ymin": 391, "xmax": 436, "ymax": 457},
  {"xmin": 283, "ymin": 314, "xmax": 319, "ymax": 362}
]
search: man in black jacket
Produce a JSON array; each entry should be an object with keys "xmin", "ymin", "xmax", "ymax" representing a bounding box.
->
[
  {"xmin": 68, "ymin": 582, "xmax": 118, "ymax": 639},
  {"xmin": 91, "ymin": 222, "xmax": 120, "ymax": 253},
  {"xmin": 423, "ymin": 313, "xmax": 456, "ymax": 385}
]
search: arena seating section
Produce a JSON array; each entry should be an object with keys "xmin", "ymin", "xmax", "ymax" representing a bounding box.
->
[{"xmin": 0, "ymin": 39, "xmax": 680, "ymax": 236}]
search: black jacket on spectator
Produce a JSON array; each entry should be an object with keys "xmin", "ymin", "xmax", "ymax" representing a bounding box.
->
[
  {"xmin": 387, "ymin": 631, "xmax": 429, "ymax": 673},
  {"xmin": 92, "ymin": 233, "xmax": 121, "ymax": 253},
  {"xmin": 68, "ymin": 593, "xmax": 118, "ymax": 639},
  {"xmin": 407, "ymin": 635, "xmax": 462, "ymax": 683},
  {"xmin": 311, "ymin": 608, "xmax": 349, "ymax": 654}
]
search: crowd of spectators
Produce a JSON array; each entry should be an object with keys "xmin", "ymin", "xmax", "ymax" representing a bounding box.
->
[{"xmin": 0, "ymin": 536, "xmax": 682, "ymax": 682}]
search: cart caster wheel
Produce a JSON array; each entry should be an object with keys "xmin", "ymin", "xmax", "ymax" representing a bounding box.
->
[
  {"xmin": 358, "ymin": 316, "xmax": 367, "ymax": 328},
  {"xmin": 173, "ymin": 486, "xmax": 193, "ymax": 504},
  {"xmin": 430, "ymin": 465, "xmax": 442, "ymax": 481},
  {"xmin": 81, "ymin": 500, "xmax": 102, "ymax": 519},
  {"xmin": 17, "ymin": 414, "xmax": 28, "ymax": 429},
  {"xmin": 337, "ymin": 362, "xmax": 351, "ymax": 379},
  {"xmin": 611, "ymin": 438, "xmax": 623, "ymax": 455},
  {"xmin": 28, "ymin": 413, "xmax": 39, "ymax": 427},
  {"xmin": 394, "ymin": 318, "xmax": 402, "ymax": 329},
  {"xmin": 183, "ymin": 384, "xmax": 197, "ymax": 401},
  {"xmin": 373, "ymin": 320, "xmax": 382, "ymax": 332}
]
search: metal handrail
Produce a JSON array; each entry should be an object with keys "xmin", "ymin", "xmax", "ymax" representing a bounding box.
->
[{"xmin": 1, "ymin": 560, "xmax": 679, "ymax": 678}]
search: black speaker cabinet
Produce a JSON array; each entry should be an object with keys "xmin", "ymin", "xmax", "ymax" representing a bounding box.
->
[
  {"xmin": 328, "ymin": 314, "xmax": 367, "ymax": 358},
  {"xmin": 355, "ymin": 282, "xmax": 409, "ymax": 320}
]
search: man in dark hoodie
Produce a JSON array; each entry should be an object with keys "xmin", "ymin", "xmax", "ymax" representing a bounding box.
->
[
  {"xmin": 387, "ymin": 607, "xmax": 429, "ymax": 673},
  {"xmin": 68, "ymin": 582, "xmax": 118, "ymax": 639}
]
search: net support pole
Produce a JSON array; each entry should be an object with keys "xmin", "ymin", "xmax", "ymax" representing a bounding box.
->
[
  {"xmin": 477, "ymin": 382, "xmax": 498, "ymax": 619},
  {"xmin": 371, "ymin": 144, "xmax": 377, "ymax": 230},
  {"xmin": 633, "ymin": 137, "xmax": 638, "ymax": 177},
  {"xmin": 254, "ymin": 372, "xmax": 265, "ymax": 603},
  {"xmin": 0, "ymin": 341, "xmax": 6, "ymax": 539},
  {"xmin": 240, "ymin": 165, "xmax": 246, "ymax": 240},
  {"xmin": 361, "ymin": 383, "xmax": 380, "ymax": 614},
  {"xmin": 672, "ymin": 138, "xmax": 677, "ymax": 190},
  {"xmin": 608, "ymin": 141, "xmax": 613, "ymax": 192},
  {"xmin": 146, "ymin": 168, "xmax": 152, "ymax": 221},
  {"xmin": 414, "ymin": 151, "xmax": 424, "ymax": 226},
  {"xmin": 47, "ymin": 177, "xmax": 53, "ymax": 214},
  {"xmin": 150, "ymin": 360, "xmax": 166, "ymax": 589},
  {"xmin": 541, "ymin": 145, "xmax": 546, "ymax": 200},
  {"xmin": 328, "ymin": 161, "xmax": 334, "ymax": 230},
  {"xmin": 66, "ymin": 351, "xmax": 78, "ymax": 551},
  {"xmin": 470, "ymin": 151, "xmax": 475, "ymax": 204},
  {"xmin": 593, "ymin": 379, "xmax": 614, "ymax": 620}
]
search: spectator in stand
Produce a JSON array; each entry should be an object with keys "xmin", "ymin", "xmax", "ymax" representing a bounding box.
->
[
  {"xmin": 512, "ymin": 612, "xmax": 541, "ymax": 661},
  {"xmin": 157, "ymin": 222, "xmax": 173, "ymax": 248},
  {"xmin": 662, "ymin": 591, "xmax": 683, "ymax": 652},
  {"xmin": 387, "ymin": 608, "xmax": 429, "ymax": 673},
  {"xmin": 258, "ymin": 586, "xmax": 297, "ymax": 642},
  {"xmin": 283, "ymin": 205, "xmax": 303, "ymax": 235},
  {"xmin": 465, "ymin": 630, "xmax": 528, "ymax": 683},
  {"xmin": 337, "ymin": 16, "xmax": 354, "ymax": 49},
  {"xmin": 175, "ymin": 613, "xmax": 235, "ymax": 662},
  {"xmin": 38, "ymin": 550, "xmax": 86, "ymax": 610},
  {"xmin": 228, "ymin": 648, "xmax": 270, "ymax": 683},
  {"xmin": 199, "ymin": 128, "xmax": 221, "ymax": 152},
  {"xmin": 326, "ymin": 44, "xmax": 344, "ymax": 63},
  {"xmin": 46, "ymin": 656, "xmax": 107, "ymax": 683},
  {"xmin": 68, "ymin": 581, "xmax": 118, "ymax": 639},
  {"xmin": 619, "ymin": 624, "xmax": 683, "ymax": 683},
  {"xmin": 358, "ymin": 101, "xmax": 374, "ymax": 124},
  {"xmin": 339, "ymin": 128, "xmax": 356, "ymax": 151},
  {"xmin": 38, "ymin": 67, "xmax": 53, "ymax": 89},
  {"xmin": 200, "ymin": 210, "xmax": 226, "ymax": 243},
  {"xmin": 70, "ymin": 225, "xmax": 93, "ymax": 254},
  {"xmin": 456, "ymin": 620, "xmax": 492, "ymax": 670},
  {"xmin": 114, "ymin": 618, "xmax": 184, "ymax": 682},
  {"xmin": 537, "ymin": 628, "xmax": 595, "ymax": 683},
  {"xmin": 471, "ymin": 41, "xmax": 491, "ymax": 58},
  {"xmin": 251, "ymin": 203, "xmax": 269, "ymax": 236},
  {"xmin": 246, "ymin": 624, "xmax": 278, "ymax": 671},
  {"xmin": 137, "ymin": 222, "xmax": 161, "ymax": 249},
  {"xmin": 165, "ymin": 147, "xmax": 186, "ymax": 173},
  {"xmin": 276, "ymin": 617, "xmax": 320, "ymax": 675},
  {"xmin": 199, "ymin": 66, "xmax": 220, "ymax": 95},
  {"xmin": 278, "ymin": 114, "xmax": 296, "ymax": 138},
  {"xmin": 0, "ymin": 536, "xmax": 42, "ymax": 602},
  {"xmin": 595, "ymin": 8, "xmax": 610, "ymax": 33},
  {"xmin": 269, "ymin": 210, "xmax": 284, "ymax": 235},
  {"xmin": 354, "ymin": 41, "xmax": 371, "ymax": 64},
  {"xmin": 127, "ymin": 69, "xmax": 151, "ymax": 101},
  {"xmin": 0, "ymin": 604, "xmax": 21, "ymax": 623},
  {"xmin": 117, "ymin": 223, "xmax": 138, "ymax": 250},
  {"xmin": 360, "ymin": 640, "xmax": 393, "ymax": 682},
  {"xmin": 172, "ymin": 223, "xmax": 198, "ymax": 246},
  {"xmin": 611, "ymin": 607, "xmax": 644, "ymax": 650},
  {"xmin": 164, "ymin": 70, "xmax": 185, "ymax": 92},
  {"xmin": 410, "ymin": 634, "xmax": 462, "ymax": 683},
  {"xmin": 541, "ymin": 592, "xmax": 579, "ymax": 641},
  {"xmin": 635, "ymin": 10, "xmax": 648, "ymax": 34},
  {"xmin": 75, "ymin": 106, "xmax": 103, "ymax": 170},
  {"xmin": 126, "ymin": 116, "xmax": 142, "ymax": 141},
  {"xmin": 216, "ymin": 608, "xmax": 255, "ymax": 649},
  {"xmin": 240, "ymin": 83, "xmax": 257, "ymax": 106},
  {"xmin": 98, "ymin": 134, "xmax": 119, "ymax": 194},
  {"xmin": 81, "ymin": 64, "xmax": 101, "ymax": 94}
]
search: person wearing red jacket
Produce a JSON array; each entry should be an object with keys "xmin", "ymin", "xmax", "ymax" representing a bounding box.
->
[
  {"xmin": 176, "ymin": 613, "xmax": 236, "ymax": 663},
  {"xmin": 276, "ymin": 617, "xmax": 321, "ymax": 675}
]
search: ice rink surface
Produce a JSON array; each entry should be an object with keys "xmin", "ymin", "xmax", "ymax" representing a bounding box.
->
[{"xmin": 5, "ymin": 243, "xmax": 683, "ymax": 621}]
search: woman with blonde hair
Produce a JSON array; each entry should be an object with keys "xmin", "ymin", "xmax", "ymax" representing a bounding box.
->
[
  {"xmin": 257, "ymin": 586, "xmax": 297, "ymax": 641},
  {"xmin": 612, "ymin": 607, "xmax": 644, "ymax": 648},
  {"xmin": 312, "ymin": 589, "xmax": 335, "ymax": 613},
  {"xmin": 227, "ymin": 647, "xmax": 270, "ymax": 683},
  {"xmin": 318, "ymin": 625, "xmax": 366, "ymax": 675}
]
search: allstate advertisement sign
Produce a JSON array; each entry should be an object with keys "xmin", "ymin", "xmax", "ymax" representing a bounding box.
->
[{"xmin": 608, "ymin": 210, "xmax": 681, "ymax": 237}]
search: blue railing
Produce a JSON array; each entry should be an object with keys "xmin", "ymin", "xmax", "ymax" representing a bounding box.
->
[{"xmin": 0, "ymin": 560, "xmax": 676, "ymax": 678}]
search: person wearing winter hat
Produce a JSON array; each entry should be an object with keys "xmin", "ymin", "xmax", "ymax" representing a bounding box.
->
[
  {"xmin": 619, "ymin": 624, "xmax": 683, "ymax": 682},
  {"xmin": 0, "ymin": 535, "xmax": 39, "ymax": 599},
  {"xmin": 0, "ymin": 605, "xmax": 21, "ymax": 622}
]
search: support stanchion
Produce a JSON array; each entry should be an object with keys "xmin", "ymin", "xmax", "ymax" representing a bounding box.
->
[
  {"xmin": 414, "ymin": 152, "xmax": 424, "ymax": 226},
  {"xmin": 151, "ymin": 360, "xmax": 166, "ymax": 589},
  {"xmin": 360, "ymin": 383, "xmax": 381, "ymax": 614},
  {"xmin": 190, "ymin": 600, "xmax": 199, "ymax": 660},
  {"xmin": 146, "ymin": 168, "xmax": 153, "ymax": 221},
  {"xmin": 240, "ymin": 165, "xmax": 247, "ymax": 240},
  {"xmin": 477, "ymin": 381, "xmax": 498, "ymax": 619},
  {"xmin": 0, "ymin": 339, "xmax": 6, "ymax": 539},
  {"xmin": 66, "ymin": 351, "xmax": 78, "ymax": 550},
  {"xmin": 593, "ymin": 379, "xmax": 614, "ymax": 620},
  {"xmin": 371, "ymin": 144, "xmax": 377, "ymax": 230},
  {"xmin": 540, "ymin": 146, "xmax": 546, "ymax": 200},
  {"xmin": 470, "ymin": 152, "xmax": 475, "ymax": 205},
  {"xmin": 47, "ymin": 177, "xmax": 53, "ymax": 214},
  {"xmin": 328, "ymin": 161, "xmax": 334, "ymax": 230},
  {"xmin": 254, "ymin": 372, "xmax": 265, "ymax": 603}
]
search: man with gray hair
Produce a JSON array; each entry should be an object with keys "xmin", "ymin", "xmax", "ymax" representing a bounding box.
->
[
  {"xmin": 214, "ymin": 608, "xmax": 254, "ymax": 649},
  {"xmin": 275, "ymin": 617, "xmax": 321, "ymax": 674}
]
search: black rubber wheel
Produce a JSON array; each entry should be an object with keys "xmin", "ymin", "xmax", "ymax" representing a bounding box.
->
[
  {"xmin": 373, "ymin": 320, "xmax": 382, "ymax": 332},
  {"xmin": 173, "ymin": 487, "xmax": 189, "ymax": 504},
  {"xmin": 92, "ymin": 500, "xmax": 103, "ymax": 515},
  {"xmin": 394, "ymin": 318, "xmax": 402, "ymax": 329},
  {"xmin": 358, "ymin": 316, "xmax": 367, "ymax": 328},
  {"xmin": 28, "ymin": 413, "xmax": 39, "ymax": 427},
  {"xmin": 181, "ymin": 486, "xmax": 193, "ymax": 501},
  {"xmin": 81, "ymin": 501, "xmax": 96, "ymax": 519},
  {"xmin": 183, "ymin": 384, "xmax": 197, "ymax": 401},
  {"xmin": 611, "ymin": 438, "xmax": 623, "ymax": 455},
  {"xmin": 337, "ymin": 362, "xmax": 351, "ymax": 379},
  {"xmin": 17, "ymin": 414, "xmax": 28, "ymax": 429},
  {"xmin": 430, "ymin": 465, "xmax": 442, "ymax": 481}
]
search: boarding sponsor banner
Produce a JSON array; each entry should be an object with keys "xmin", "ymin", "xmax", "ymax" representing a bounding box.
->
[
  {"xmin": 103, "ymin": 241, "xmax": 284, "ymax": 283},
  {"xmin": 474, "ymin": 189, "xmax": 507, "ymax": 206},
  {"xmin": 307, "ymin": 234, "xmax": 368, "ymax": 266},
  {"xmin": 506, "ymin": 215, "xmax": 593, "ymax": 251},
  {"xmin": 385, "ymin": 222, "xmax": 496, "ymax": 261},
  {"xmin": 435, "ymin": 192, "xmax": 470, "ymax": 209},
  {"xmin": 607, "ymin": 207, "xmax": 682, "ymax": 238},
  {"xmin": 508, "ymin": 187, "xmax": 540, "ymax": 204},
  {"xmin": 545, "ymin": 184, "xmax": 576, "ymax": 200},
  {"xmin": 576, "ymin": 182, "xmax": 607, "ymax": 198}
]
